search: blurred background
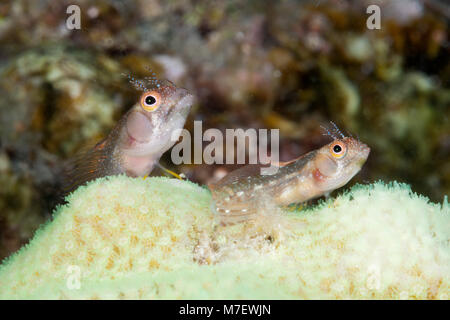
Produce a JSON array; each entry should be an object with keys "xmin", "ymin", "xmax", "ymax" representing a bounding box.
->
[{"xmin": 0, "ymin": 0, "xmax": 448, "ymax": 260}]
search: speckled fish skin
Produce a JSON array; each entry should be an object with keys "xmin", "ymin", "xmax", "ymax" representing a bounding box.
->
[
  {"xmin": 63, "ymin": 80, "xmax": 193, "ymax": 193},
  {"xmin": 209, "ymin": 137, "xmax": 370, "ymax": 224}
]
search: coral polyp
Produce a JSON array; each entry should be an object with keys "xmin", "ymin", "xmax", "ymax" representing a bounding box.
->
[{"xmin": 0, "ymin": 176, "xmax": 448, "ymax": 299}]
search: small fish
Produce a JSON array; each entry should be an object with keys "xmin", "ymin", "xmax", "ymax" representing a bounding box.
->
[
  {"xmin": 63, "ymin": 75, "xmax": 194, "ymax": 193},
  {"xmin": 209, "ymin": 123, "xmax": 370, "ymax": 225}
]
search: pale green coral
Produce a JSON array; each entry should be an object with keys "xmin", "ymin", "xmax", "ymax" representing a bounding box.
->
[{"xmin": 0, "ymin": 176, "xmax": 448, "ymax": 299}]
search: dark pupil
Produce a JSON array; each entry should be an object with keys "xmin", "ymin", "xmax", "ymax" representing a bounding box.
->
[
  {"xmin": 333, "ymin": 145, "xmax": 342, "ymax": 153},
  {"xmin": 145, "ymin": 95, "xmax": 156, "ymax": 105}
]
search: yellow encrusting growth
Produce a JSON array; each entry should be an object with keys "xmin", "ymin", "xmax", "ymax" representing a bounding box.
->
[{"xmin": 0, "ymin": 176, "xmax": 448, "ymax": 299}]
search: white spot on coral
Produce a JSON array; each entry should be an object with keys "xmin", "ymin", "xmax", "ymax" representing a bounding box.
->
[
  {"xmin": 139, "ymin": 205, "xmax": 149, "ymax": 214},
  {"xmin": 65, "ymin": 241, "xmax": 74, "ymax": 250},
  {"xmin": 129, "ymin": 222, "xmax": 138, "ymax": 232},
  {"xmin": 119, "ymin": 237, "xmax": 128, "ymax": 246},
  {"xmin": 65, "ymin": 222, "xmax": 73, "ymax": 231},
  {"xmin": 143, "ymin": 231, "xmax": 153, "ymax": 238},
  {"xmin": 101, "ymin": 247, "xmax": 111, "ymax": 255},
  {"xmin": 109, "ymin": 218, "xmax": 120, "ymax": 228},
  {"xmin": 124, "ymin": 197, "xmax": 135, "ymax": 206},
  {"xmin": 50, "ymin": 245, "xmax": 58, "ymax": 254},
  {"xmin": 93, "ymin": 240, "xmax": 102, "ymax": 250}
]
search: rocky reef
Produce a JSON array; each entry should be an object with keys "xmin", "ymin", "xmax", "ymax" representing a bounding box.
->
[{"xmin": 0, "ymin": 176, "xmax": 448, "ymax": 299}]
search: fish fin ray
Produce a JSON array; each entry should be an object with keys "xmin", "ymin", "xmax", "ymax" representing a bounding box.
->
[{"xmin": 61, "ymin": 139, "xmax": 121, "ymax": 195}]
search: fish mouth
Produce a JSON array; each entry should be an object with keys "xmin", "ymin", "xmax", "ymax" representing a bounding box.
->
[
  {"xmin": 175, "ymin": 92, "xmax": 194, "ymax": 112},
  {"xmin": 350, "ymin": 143, "xmax": 370, "ymax": 168},
  {"xmin": 361, "ymin": 144, "xmax": 371, "ymax": 159},
  {"xmin": 358, "ymin": 145, "xmax": 370, "ymax": 167}
]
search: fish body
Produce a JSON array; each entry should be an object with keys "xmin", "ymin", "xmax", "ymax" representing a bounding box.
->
[
  {"xmin": 63, "ymin": 79, "xmax": 193, "ymax": 193},
  {"xmin": 209, "ymin": 136, "xmax": 370, "ymax": 224}
]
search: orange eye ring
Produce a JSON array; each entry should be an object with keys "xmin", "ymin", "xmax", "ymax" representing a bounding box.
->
[
  {"xmin": 140, "ymin": 91, "xmax": 162, "ymax": 112},
  {"xmin": 329, "ymin": 141, "xmax": 347, "ymax": 159}
]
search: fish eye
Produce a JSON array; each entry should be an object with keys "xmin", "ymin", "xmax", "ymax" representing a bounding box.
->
[
  {"xmin": 333, "ymin": 145, "xmax": 342, "ymax": 153},
  {"xmin": 330, "ymin": 141, "xmax": 347, "ymax": 159},
  {"xmin": 145, "ymin": 95, "xmax": 156, "ymax": 105},
  {"xmin": 140, "ymin": 91, "xmax": 161, "ymax": 112}
]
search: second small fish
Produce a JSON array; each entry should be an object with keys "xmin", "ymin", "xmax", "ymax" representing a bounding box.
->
[{"xmin": 209, "ymin": 126, "xmax": 370, "ymax": 225}]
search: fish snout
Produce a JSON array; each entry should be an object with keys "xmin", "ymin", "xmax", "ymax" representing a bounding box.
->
[
  {"xmin": 357, "ymin": 143, "xmax": 370, "ymax": 166},
  {"xmin": 362, "ymin": 143, "xmax": 370, "ymax": 157},
  {"xmin": 174, "ymin": 91, "xmax": 195, "ymax": 112}
]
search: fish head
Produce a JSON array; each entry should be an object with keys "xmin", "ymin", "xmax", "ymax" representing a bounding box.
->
[
  {"xmin": 138, "ymin": 80, "xmax": 193, "ymax": 123},
  {"xmin": 124, "ymin": 81, "xmax": 194, "ymax": 156},
  {"xmin": 312, "ymin": 137, "xmax": 370, "ymax": 192},
  {"xmin": 136, "ymin": 80, "xmax": 193, "ymax": 130}
]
